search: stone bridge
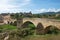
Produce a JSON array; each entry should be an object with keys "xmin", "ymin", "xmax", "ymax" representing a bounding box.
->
[{"xmin": 17, "ymin": 18, "xmax": 60, "ymax": 29}]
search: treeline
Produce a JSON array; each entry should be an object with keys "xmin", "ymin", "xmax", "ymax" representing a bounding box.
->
[
  {"xmin": 10, "ymin": 11, "xmax": 60, "ymax": 19},
  {"xmin": 1, "ymin": 11, "xmax": 60, "ymax": 19}
]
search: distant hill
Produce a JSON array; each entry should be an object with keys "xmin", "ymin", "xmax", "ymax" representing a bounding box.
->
[{"xmin": 39, "ymin": 11, "xmax": 60, "ymax": 15}]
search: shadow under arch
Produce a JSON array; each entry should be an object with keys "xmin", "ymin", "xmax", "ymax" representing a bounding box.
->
[
  {"xmin": 21, "ymin": 21, "xmax": 35, "ymax": 29},
  {"xmin": 44, "ymin": 25, "xmax": 60, "ymax": 34},
  {"xmin": 37, "ymin": 23, "xmax": 44, "ymax": 30},
  {"xmin": 36, "ymin": 23, "xmax": 44, "ymax": 35}
]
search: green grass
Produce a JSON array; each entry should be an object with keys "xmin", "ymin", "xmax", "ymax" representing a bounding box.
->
[
  {"xmin": 21, "ymin": 34, "xmax": 60, "ymax": 40},
  {"xmin": 0, "ymin": 24, "xmax": 60, "ymax": 40},
  {"xmin": 0, "ymin": 24, "xmax": 17, "ymax": 30}
]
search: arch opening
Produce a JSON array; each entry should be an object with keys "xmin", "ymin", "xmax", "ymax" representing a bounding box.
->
[
  {"xmin": 44, "ymin": 25, "xmax": 60, "ymax": 34},
  {"xmin": 36, "ymin": 23, "xmax": 44, "ymax": 35},
  {"xmin": 21, "ymin": 21, "xmax": 35, "ymax": 30},
  {"xmin": 19, "ymin": 21, "xmax": 36, "ymax": 36}
]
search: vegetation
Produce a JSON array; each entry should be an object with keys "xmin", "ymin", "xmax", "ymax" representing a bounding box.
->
[
  {"xmin": 0, "ymin": 12, "xmax": 60, "ymax": 40},
  {"xmin": 0, "ymin": 24, "xmax": 17, "ymax": 33},
  {"xmin": 21, "ymin": 34, "xmax": 60, "ymax": 40},
  {"xmin": 0, "ymin": 23, "xmax": 60, "ymax": 40},
  {"xmin": 9, "ymin": 11, "xmax": 60, "ymax": 20},
  {"xmin": 45, "ymin": 25, "xmax": 60, "ymax": 34}
]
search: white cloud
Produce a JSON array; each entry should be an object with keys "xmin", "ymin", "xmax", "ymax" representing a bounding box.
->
[
  {"xmin": 36, "ymin": 8, "xmax": 60, "ymax": 13},
  {"xmin": 56, "ymin": 9, "xmax": 60, "ymax": 12},
  {"xmin": 36, "ymin": 9, "xmax": 47, "ymax": 13},
  {"xmin": 0, "ymin": 0, "xmax": 31, "ymax": 13}
]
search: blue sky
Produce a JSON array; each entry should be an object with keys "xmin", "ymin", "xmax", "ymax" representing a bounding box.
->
[{"xmin": 0, "ymin": 0, "xmax": 60, "ymax": 13}]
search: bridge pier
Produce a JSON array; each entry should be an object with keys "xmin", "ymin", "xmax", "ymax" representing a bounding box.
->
[{"xmin": 17, "ymin": 18, "xmax": 23, "ymax": 29}]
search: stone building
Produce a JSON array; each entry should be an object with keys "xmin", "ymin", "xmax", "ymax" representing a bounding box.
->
[{"xmin": 0, "ymin": 13, "xmax": 16, "ymax": 25}]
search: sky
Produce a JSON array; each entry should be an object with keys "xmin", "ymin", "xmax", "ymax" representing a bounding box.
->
[{"xmin": 0, "ymin": 0, "xmax": 60, "ymax": 13}]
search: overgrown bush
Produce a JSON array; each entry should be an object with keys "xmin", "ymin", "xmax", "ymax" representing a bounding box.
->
[
  {"xmin": 19, "ymin": 28, "xmax": 34, "ymax": 37},
  {"xmin": 20, "ymin": 22, "xmax": 35, "ymax": 37},
  {"xmin": 45, "ymin": 25, "xmax": 60, "ymax": 34},
  {"xmin": 0, "ymin": 29, "xmax": 2, "ymax": 33},
  {"xmin": 28, "ymin": 24, "xmax": 35, "ymax": 30}
]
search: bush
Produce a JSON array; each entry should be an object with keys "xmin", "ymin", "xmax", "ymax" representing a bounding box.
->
[
  {"xmin": 45, "ymin": 25, "xmax": 60, "ymax": 34},
  {"xmin": 28, "ymin": 24, "xmax": 35, "ymax": 30},
  {"xmin": 20, "ymin": 23, "xmax": 35, "ymax": 36},
  {"xmin": 19, "ymin": 28, "xmax": 34, "ymax": 37},
  {"xmin": 0, "ymin": 29, "xmax": 2, "ymax": 33}
]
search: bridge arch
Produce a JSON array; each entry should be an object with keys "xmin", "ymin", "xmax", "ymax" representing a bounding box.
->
[
  {"xmin": 21, "ymin": 21, "xmax": 35, "ymax": 28},
  {"xmin": 44, "ymin": 25, "xmax": 59, "ymax": 34},
  {"xmin": 36, "ymin": 23, "xmax": 44, "ymax": 30},
  {"xmin": 45, "ymin": 25, "xmax": 59, "ymax": 29},
  {"xmin": 17, "ymin": 18, "xmax": 60, "ymax": 30}
]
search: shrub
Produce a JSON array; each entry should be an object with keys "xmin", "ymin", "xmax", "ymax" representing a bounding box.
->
[
  {"xmin": 0, "ymin": 29, "xmax": 2, "ymax": 33},
  {"xmin": 28, "ymin": 24, "xmax": 35, "ymax": 30},
  {"xmin": 19, "ymin": 28, "xmax": 34, "ymax": 37},
  {"xmin": 45, "ymin": 25, "xmax": 60, "ymax": 34}
]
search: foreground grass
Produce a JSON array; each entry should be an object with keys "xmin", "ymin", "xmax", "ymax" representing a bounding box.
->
[
  {"xmin": 0, "ymin": 24, "xmax": 60, "ymax": 40},
  {"xmin": 21, "ymin": 34, "xmax": 60, "ymax": 40},
  {"xmin": 0, "ymin": 24, "xmax": 17, "ymax": 30}
]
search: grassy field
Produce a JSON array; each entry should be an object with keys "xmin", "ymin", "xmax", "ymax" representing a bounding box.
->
[
  {"xmin": 0, "ymin": 24, "xmax": 17, "ymax": 32},
  {"xmin": 0, "ymin": 24, "xmax": 60, "ymax": 40},
  {"xmin": 21, "ymin": 34, "xmax": 60, "ymax": 40}
]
